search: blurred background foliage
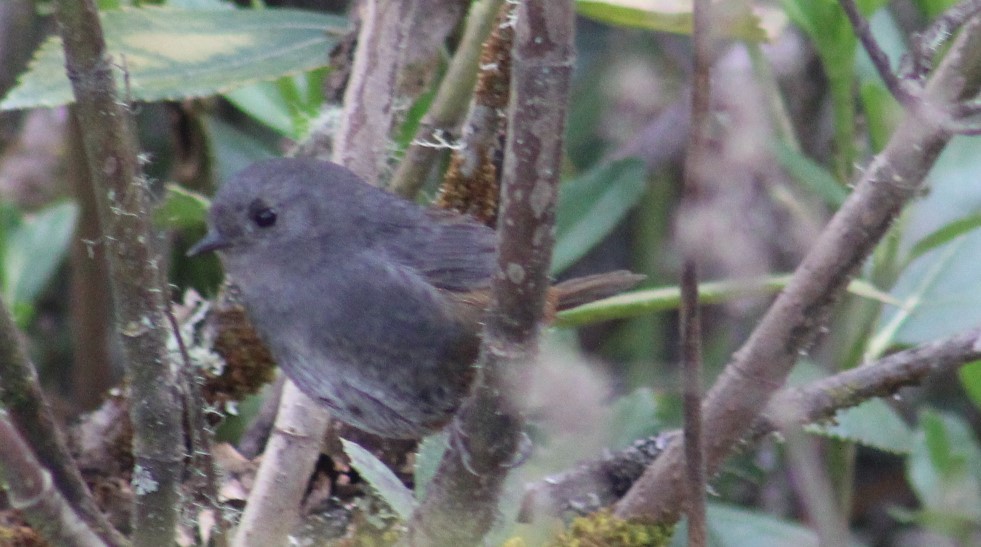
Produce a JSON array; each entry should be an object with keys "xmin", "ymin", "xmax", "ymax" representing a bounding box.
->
[{"xmin": 0, "ymin": 0, "xmax": 979, "ymax": 545}]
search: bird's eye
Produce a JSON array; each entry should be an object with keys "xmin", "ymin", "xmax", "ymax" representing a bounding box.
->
[{"xmin": 251, "ymin": 207, "xmax": 277, "ymax": 228}]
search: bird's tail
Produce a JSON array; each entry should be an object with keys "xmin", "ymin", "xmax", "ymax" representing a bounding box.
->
[{"xmin": 551, "ymin": 271, "xmax": 646, "ymax": 311}]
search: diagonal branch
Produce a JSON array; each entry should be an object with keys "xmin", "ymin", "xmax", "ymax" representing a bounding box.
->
[
  {"xmin": 0, "ymin": 412, "xmax": 104, "ymax": 547},
  {"xmin": 0, "ymin": 290, "xmax": 125, "ymax": 546},
  {"xmin": 523, "ymin": 325, "xmax": 981, "ymax": 520},
  {"xmin": 614, "ymin": 14, "xmax": 981, "ymax": 524}
]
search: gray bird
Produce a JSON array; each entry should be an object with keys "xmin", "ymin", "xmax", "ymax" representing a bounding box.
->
[{"xmin": 189, "ymin": 158, "xmax": 642, "ymax": 439}]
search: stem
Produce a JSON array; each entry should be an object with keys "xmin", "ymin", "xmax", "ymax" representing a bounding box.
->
[
  {"xmin": 403, "ymin": 1, "xmax": 576, "ymax": 544},
  {"xmin": 0, "ymin": 289, "xmax": 125, "ymax": 546},
  {"xmin": 55, "ymin": 0, "xmax": 185, "ymax": 542}
]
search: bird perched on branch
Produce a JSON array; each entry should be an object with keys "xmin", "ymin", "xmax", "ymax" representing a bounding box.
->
[{"xmin": 190, "ymin": 158, "xmax": 643, "ymax": 439}]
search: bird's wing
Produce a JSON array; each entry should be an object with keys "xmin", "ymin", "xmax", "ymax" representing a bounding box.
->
[{"xmin": 377, "ymin": 209, "xmax": 497, "ymax": 292}]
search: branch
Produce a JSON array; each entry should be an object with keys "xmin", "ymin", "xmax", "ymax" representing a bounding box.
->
[
  {"xmin": 837, "ymin": 0, "xmax": 915, "ymax": 103},
  {"xmin": 614, "ymin": 13, "xmax": 981, "ymax": 523},
  {"xmin": 0, "ymin": 290, "xmax": 123, "ymax": 546},
  {"xmin": 232, "ymin": 382, "xmax": 330, "ymax": 545},
  {"xmin": 333, "ymin": 0, "xmax": 420, "ymax": 185},
  {"xmin": 55, "ymin": 0, "xmax": 184, "ymax": 543},
  {"xmin": 403, "ymin": 1, "xmax": 576, "ymax": 544},
  {"xmin": 432, "ymin": 1, "xmax": 515, "ymax": 225},
  {"xmin": 679, "ymin": 0, "xmax": 711, "ymax": 538},
  {"xmin": 523, "ymin": 326, "xmax": 981, "ymax": 519},
  {"xmin": 680, "ymin": 263, "xmax": 706, "ymax": 547},
  {"xmin": 906, "ymin": 0, "xmax": 981, "ymax": 81},
  {"xmin": 841, "ymin": 0, "xmax": 981, "ymax": 133},
  {"xmin": 389, "ymin": 0, "xmax": 505, "ymax": 198},
  {"xmin": 0, "ymin": 412, "xmax": 105, "ymax": 547}
]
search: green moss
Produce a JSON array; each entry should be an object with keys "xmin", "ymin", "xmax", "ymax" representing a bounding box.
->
[{"xmin": 546, "ymin": 510, "xmax": 673, "ymax": 547}]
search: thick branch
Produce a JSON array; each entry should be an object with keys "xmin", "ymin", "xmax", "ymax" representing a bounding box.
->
[
  {"xmin": 615, "ymin": 16, "xmax": 981, "ymax": 523},
  {"xmin": 403, "ymin": 2, "xmax": 575, "ymax": 544},
  {"xmin": 524, "ymin": 326, "xmax": 981, "ymax": 519},
  {"xmin": 55, "ymin": 0, "xmax": 184, "ymax": 543}
]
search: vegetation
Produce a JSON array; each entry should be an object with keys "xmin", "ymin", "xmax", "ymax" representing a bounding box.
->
[{"xmin": 0, "ymin": 0, "xmax": 978, "ymax": 545}]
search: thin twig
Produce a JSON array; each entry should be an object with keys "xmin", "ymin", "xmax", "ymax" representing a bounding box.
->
[
  {"xmin": 680, "ymin": 263, "xmax": 706, "ymax": 547},
  {"xmin": 679, "ymin": 0, "xmax": 710, "ymax": 537},
  {"xmin": 838, "ymin": 0, "xmax": 915, "ymax": 103},
  {"xmin": 165, "ymin": 304, "xmax": 227, "ymax": 547}
]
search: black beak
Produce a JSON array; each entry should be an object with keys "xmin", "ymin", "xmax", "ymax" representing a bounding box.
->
[{"xmin": 187, "ymin": 229, "xmax": 231, "ymax": 256}]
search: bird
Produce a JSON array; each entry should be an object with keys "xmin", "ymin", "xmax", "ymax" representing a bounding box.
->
[{"xmin": 189, "ymin": 158, "xmax": 643, "ymax": 439}]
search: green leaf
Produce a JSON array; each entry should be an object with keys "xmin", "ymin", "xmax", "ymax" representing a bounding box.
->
[
  {"xmin": 906, "ymin": 410, "xmax": 981, "ymax": 528},
  {"xmin": 553, "ymin": 158, "xmax": 647, "ymax": 275},
  {"xmin": 555, "ymin": 275, "xmax": 791, "ymax": 327},
  {"xmin": 671, "ymin": 503, "xmax": 819, "ymax": 547},
  {"xmin": 959, "ymin": 361, "xmax": 981, "ymax": 410},
  {"xmin": 576, "ymin": 0, "xmax": 786, "ymax": 42},
  {"xmin": 1, "ymin": 7, "xmax": 346, "ymax": 110},
  {"xmin": 224, "ymin": 69, "xmax": 327, "ymax": 138},
  {"xmin": 341, "ymin": 438, "xmax": 417, "ymax": 520},
  {"xmin": 771, "ymin": 140, "xmax": 848, "ymax": 207},
  {"xmin": 203, "ymin": 114, "xmax": 279, "ymax": 183},
  {"xmin": 2, "ymin": 201, "xmax": 79, "ymax": 325},
  {"xmin": 907, "ymin": 212, "xmax": 981, "ymax": 263},
  {"xmin": 909, "ymin": 0, "xmax": 960, "ymax": 19},
  {"xmin": 606, "ymin": 387, "xmax": 660, "ymax": 450},
  {"xmin": 413, "ymin": 431, "xmax": 448, "ymax": 499},
  {"xmin": 869, "ymin": 137, "xmax": 981, "ymax": 353},
  {"xmin": 555, "ymin": 275, "xmax": 898, "ymax": 328},
  {"xmin": 858, "ymin": 82, "xmax": 902, "ymax": 153},
  {"xmin": 154, "ymin": 184, "xmax": 210, "ymax": 230},
  {"xmin": 806, "ymin": 398, "xmax": 914, "ymax": 454}
]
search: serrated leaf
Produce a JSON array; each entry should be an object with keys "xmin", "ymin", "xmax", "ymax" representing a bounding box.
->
[
  {"xmin": 806, "ymin": 398, "xmax": 914, "ymax": 454},
  {"xmin": 553, "ymin": 158, "xmax": 647, "ymax": 275},
  {"xmin": 2, "ymin": 201, "xmax": 79, "ymax": 325},
  {"xmin": 1, "ymin": 7, "xmax": 346, "ymax": 110},
  {"xmin": 341, "ymin": 438, "xmax": 416, "ymax": 520},
  {"xmin": 154, "ymin": 184, "xmax": 210, "ymax": 229}
]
